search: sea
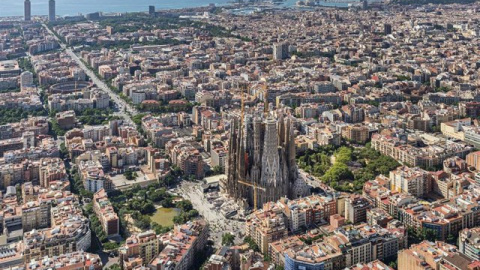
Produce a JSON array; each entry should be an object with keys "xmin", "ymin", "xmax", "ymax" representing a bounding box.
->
[
  {"xmin": 0, "ymin": 0, "xmax": 347, "ymax": 18},
  {"xmin": 1, "ymin": 0, "xmax": 232, "ymax": 17}
]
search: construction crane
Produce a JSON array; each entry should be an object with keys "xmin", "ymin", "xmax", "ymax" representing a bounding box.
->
[
  {"xmin": 235, "ymin": 83, "xmax": 268, "ymax": 210},
  {"xmin": 262, "ymin": 84, "xmax": 269, "ymax": 115},
  {"xmin": 237, "ymin": 179, "xmax": 266, "ymax": 210}
]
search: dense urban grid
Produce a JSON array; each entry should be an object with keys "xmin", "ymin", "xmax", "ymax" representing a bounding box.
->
[{"xmin": 3, "ymin": 0, "xmax": 480, "ymax": 270}]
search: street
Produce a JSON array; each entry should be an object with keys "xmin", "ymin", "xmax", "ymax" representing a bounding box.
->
[
  {"xmin": 176, "ymin": 181, "xmax": 244, "ymax": 247},
  {"xmin": 42, "ymin": 23, "xmax": 137, "ymax": 127},
  {"xmin": 42, "ymin": 24, "xmax": 136, "ymax": 268},
  {"xmin": 298, "ymin": 169, "xmax": 335, "ymax": 193}
]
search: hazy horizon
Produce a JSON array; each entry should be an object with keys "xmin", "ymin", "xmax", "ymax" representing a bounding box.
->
[{"xmin": 0, "ymin": 0, "xmax": 233, "ymax": 17}]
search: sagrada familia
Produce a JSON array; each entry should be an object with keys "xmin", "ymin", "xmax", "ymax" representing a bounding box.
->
[{"xmin": 225, "ymin": 110, "xmax": 308, "ymax": 209}]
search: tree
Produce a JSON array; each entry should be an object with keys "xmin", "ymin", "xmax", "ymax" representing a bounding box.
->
[
  {"xmin": 16, "ymin": 185, "xmax": 22, "ymax": 203},
  {"xmin": 103, "ymin": 242, "xmax": 120, "ymax": 251},
  {"xmin": 334, "ymin": 146, "xmax": 353, "ymax": 164},
  {"xmin": 173, "ymin": 209, "xmax": 199, "ymax": 224},
  {"xmin": 446, "ymin": 234, "xmax": 457, "ymax": 245},
  {"xmin": 85, "ymin": 202, "xmax": 93, "ymax": 214},
  {"xmin": 222, "ymin": 233, "xmax": 235, "ymax": 246},
  {"xmin": 407, "ymin": 226, "xmax": 439, "ymax": 244},
  {"xmin": 422, "ymin": 228, "xmax": 438, "ymax": 242},
  {"xmin": 176, "ymin": 200, "xmax": 193, "ymax": 212},
  {"xmin": 0, "ymin": 107, "xmax": 47, "ymax": 125},
  {"xmin": 322, "ymin": 163, "xmax": 354, "ymax": 184},
  {"xmin": 396, "ymin": 75, "xmax": 411, "ymax": 81},
  {"xmin": 140, "ymin": 202, "xmax": 156, "ymax": 215},
  {"xmin": 436, "ymin": 86, "xmax": 450, "ymax": 93},
  {"xmin": 50, "ymin": 119, "xmax": 66, "ymax": 137},
  {"xmin": 161, "ymin": 197, "xmax": 174, "ymax": 208},
  {"xmin": 407, "ymin": 226, "xmax": 422, "ymax": 245},
  {"xmin": 211, "ymin": 165, "xmax": 224, "ymax": 175},
  {"xmin": 151, "ymin": 222, "xmax": 172, "ymax": 234},
  {"xmin": 124, "ymin": 169, "xmax": 137, "ymax": 180},
  {"xmin": 59, "ymin": 143, "xmax": 68, "ymax": 159},
  {"xmin": 244, "ymin": 236, "xmax": 260, "ymax": 252},
  {"xmin": 159, "ymin": 175, "xmax": 176, "ymax": 187},
  {"xmin": 105, "ymin": 264, "xmax": 121, "ymax": 270},
  {"xmin": 133, "ymin": 212, "xmax": 151, "ymax": 229}
]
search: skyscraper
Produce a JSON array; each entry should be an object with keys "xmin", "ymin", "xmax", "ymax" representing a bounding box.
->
[
  {"xmin": 149, "ymin": 6, "xmax": 156, "ymax": 16},
  {"xmin": 273, "ymin": 42, "xmax": 289, "ymax": 60},
  {"xmin": 384, "ymin": 23, "xmax": 392, "ymax": 35},
  {"xmin": 49, "ymin": 0, "xmax": 56, "ymax": 22},
  {"xmin": 225, "ymin": 109, "xmax": 308, "ymax": 209},
  {"xmin": 24, "ymin": 0, "xmax": 31, "ymax": 21}
]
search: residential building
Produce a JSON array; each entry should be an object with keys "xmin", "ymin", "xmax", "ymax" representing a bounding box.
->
[
  {"xmin": 345, "ymin": 195, "xmax": 371, "ymax": 224},
  {"xmin": 467, "ymin": 151, "xmax": 480, "ymax": 171},
  {"xmin": 398, "ymin": 241, "xmax": 469, "ymax": 270},
  {"xmin": 390, "ymin": 166, "xmax": 431, "ymax": 198},
  {"xmin": 245, "ymin": 202, "xmax": 288, "ymax": 254},
  {"xmin": 342, "ymin": 124, "xmax": 370, "ymax": 144},
  {"xmin": 93, "ymin": 189, "xmax": 119, "ymax": 236},
  {"xmin": 23, "ymin": 201, "xmax": 91, "ymax": 262},
  {"xmin": 24, "ymin": 251, "xmax": 102, "ymax": 270},
  {"xmin": 460, "ymin": 227, "xmax": 480, "ymax": 261},
  {"xmin": 348, "ymin": 260, "xmax": 394, "ymax": 270},
  {"xmin": 277, "ymin": 195, "xmax": 337, "ymax": 233},
  {"xmin": 120, "ymin": 230, "xmax": 161, "ymax": 270},
  {"xmin": 149, "ymin": 219, "xmax": 209, "ymax": 270}
]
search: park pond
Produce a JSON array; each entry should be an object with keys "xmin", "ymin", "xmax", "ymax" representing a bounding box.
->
[{"xmin": 150, "ymin": 208, "xmax": 181, "ymax": 227}]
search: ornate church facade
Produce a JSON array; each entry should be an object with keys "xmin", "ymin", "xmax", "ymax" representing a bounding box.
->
[{"xmin": 225, "ymin": 111, "xmax": 308, "ymax": 209}]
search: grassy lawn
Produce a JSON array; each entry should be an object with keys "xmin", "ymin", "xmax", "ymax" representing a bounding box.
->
[{"xmin": 150, "ymin": 208, "xmax": 180, "ymax": 227}]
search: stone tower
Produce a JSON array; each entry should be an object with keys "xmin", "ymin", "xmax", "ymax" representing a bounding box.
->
[{"xmin": 225, "ymin": 110, "xmax": 307, "ymax": 209}]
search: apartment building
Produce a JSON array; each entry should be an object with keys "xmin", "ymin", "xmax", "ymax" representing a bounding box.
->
[
  {"xmin": 277, "ymin": 195, "xmax": 337, "ymax": 233},
  {"xmin": 326, "ymin": 225, "xmax": 403, "ymax": 268},
  {"xmin": 141, "ymin": 115, "xmax": 175, "ymax": 148},
  {"xmin": 93, "ymin": 189, "xmax": 119, "ymax": 236},
  {"xmin": 348, "ymin": 260, "xmax": 394, "ymax": 270},
  {"xmin": 270, "ymin": 235, "xmax": 344, "ymax": 270},
  {"xmin": 342, "ymin": 124, "xmax": 370, "ymax": 144},
  {"xmin": 440, "ymin": 118, "xmax": 471, "ymax": 140},
  {"xmin": 120, "ymin": 230, "xmax": 162, "ymax": 270},
  {"xmin": 166, "ymin": 139, "xmax": 205, "ymax": 179},
  {"xmin": 149, "ymin": 219, "xmax": 209, "ymax": 270},
  {"xmin": 467, "ymin": 151, "xmax": 480, "ymax": 171},
  {"xmin": 399, "ymin": 195, "xmax": 480, "ymax": 241},
  {"xmin": 460, "ymin": 227, "xmax": 480, "ymax": 261},
  {"xmin": 345, "ymin": 195, "xmax": 371, "ymax": 224},
  {"xmin": 78, "ymin": 160, "xmax": 112, "ymax": 193},
  {"xmin": 0, "ymin": 158, "xmax": 66, "ymax": 190},
  {"xmin": 245, "ymin": 202, "xmax": 288, "ymax": 254},
  {"xmin": 367, "ymin": 208, "xmax": 393, "ymax": 228},
  {"xmin": 24, "ymin": 251, "xmax": 102, "ymax": 270},
  {"xmin": 23, "ymin": 202, "xmax": 91, "ymax": 262},
  {"xmin": 21, "ymin": 200, "xmax": 49, "ymax": 232},
  {"xmin": 371, "ymin": 133, "xmax": 473, "ymax": 168},
  {"xmin": 390, "ymin": 166, "xmax": 431, "ymax": 198},
  {"xmin": 398, "ymin": 241, "xmax": 475, "ymax": 270}
]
